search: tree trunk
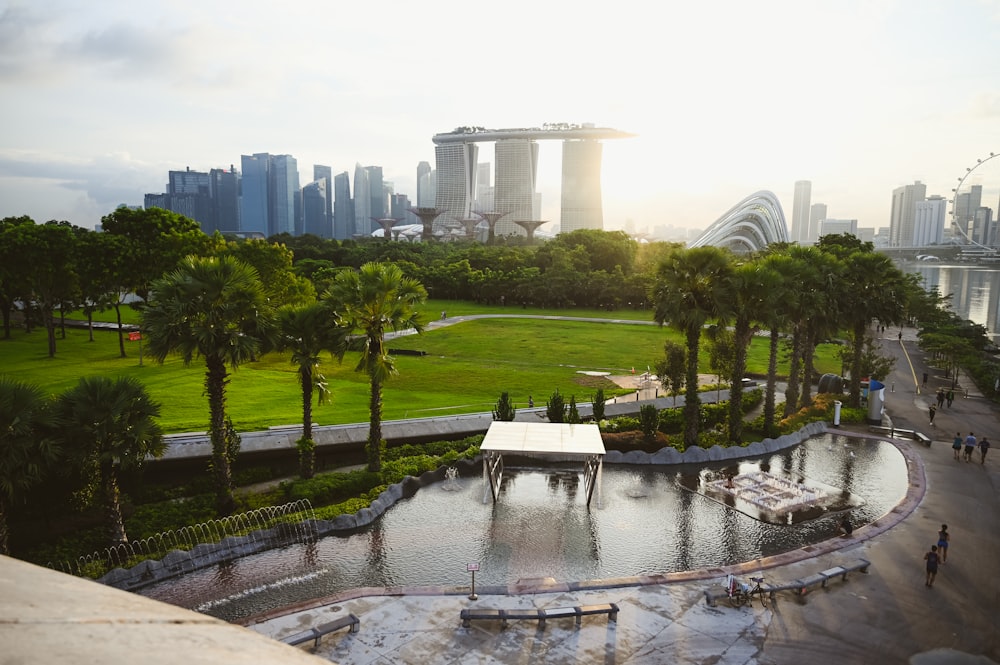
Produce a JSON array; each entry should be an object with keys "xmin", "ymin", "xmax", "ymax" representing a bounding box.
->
[
  {"xmin": 0, "ymin": 496, "xmax": 10, "ymax": 555},
  {"xmin": 849, "ymin": 322, "xmax": 865, "ymax": 407},
  {"xmin": 728, "ymin": 321, "xmax": 753, "ymax": 444},
  {"xmin": 44, "ymin": 307, "xmax": 57, "ymax": 357},
  {"xmin": 367, "ymin": 375, "xmax": 383, "ymax": 473},
  {"xmin": 801, "ymin": 325, "xmax": 817, "ymax": 407},
  {"xmin": 101, "ymin": 462, "xmax": 128, "ymax": 546},
  {"xmin": 764, "ymin": 328, "xmax": 780, "ymax": 437},
  {"xmin": 683, "ymin": 326, "xmax": 701, "ymax": 450},
  {"xmin": 114, "ymin": 303, "xmax": 126, "ymax": 358},
  {"xmin": 300, "ymin": 368, "xmax": 315, "ymax": 479},
  {"xmin": 784, "ymin": 327, "xmax": 803, "ymax": 416},
  {"xmin": 206, "ymin": 355, "xmax": 235, "ymax": 515}
]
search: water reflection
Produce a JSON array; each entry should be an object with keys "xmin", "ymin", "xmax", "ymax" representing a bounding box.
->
[
  {"xmin": 139, "ymin": 434, "xmax": 907, "ymax": 622},
  {"xmin": 909, "ymin": 263, "xmax": 1000, "ymax": 341}
]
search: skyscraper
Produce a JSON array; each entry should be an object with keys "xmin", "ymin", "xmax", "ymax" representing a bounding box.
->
[
  {"xmin": 889, "ymin": 181, "xmax": 927, "ymax": 247},
  {"xmin": 240, "ymin": 153, "xmax": 300, "ymax": 237},
  {"xmin": 166, "ymin": 168, "xmax": 212, "ymax": 231},
  {"xmin": 353, "ymin": 163, "xmax": 371, "ymax": 237},
  {"xmin": 416, "ymin": 161, "xmax": 433, "ymax": 207},
  {"xmin": 494, "ymin": 138, "xmax": 538, "ymax": 237},
  {"xmin": 240, "ymin": 154, "xmax": 270, "ymax": 236},
  {"xmin": 314, "ymin": 165, "xmax": 333, "ymax": 223},
  {"xmin": 209, "ymin": 166, "xmax": 240, "ymax": 234},
  {"xmin": 809, "ymin": 203, "xmax": 827, "ymax": 244},
  {"xmin": 560, "ymin": 139, "xmax": 604, "ymax": 233},
  {"xmin": 913, "ymin": 196, "xmax": 946, "ymax": 247},
  {"xmin": 333, "ymin": 171, "xmax": 352, "ymax": 240},
  {"xmin": 434, "ymin": 142, "xmax": 478, "ymax": 226},
  {"xmin": 954, "ymin": 184, "xmax": 983, "ymax": 239},
  {"xmin": 270, "ymin": 154, "xmax": 299, "ymax": 236},
  {"xmin": 302, "ymin": 179, "xmax": 330, "ymax": 238},
  {"xmin": 791, "ymin": 180, "xmax": 811, "ymax": 244}
]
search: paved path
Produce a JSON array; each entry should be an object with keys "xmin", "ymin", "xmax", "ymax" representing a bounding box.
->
[{"xmin": 242, "ymin": 327, "xmax": 1000, "ymax": 664}]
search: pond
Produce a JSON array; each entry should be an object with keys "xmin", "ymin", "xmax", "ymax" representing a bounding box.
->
[{"xmin": 139, "ymin": 433, "xmax": 907, "ymax": 622}]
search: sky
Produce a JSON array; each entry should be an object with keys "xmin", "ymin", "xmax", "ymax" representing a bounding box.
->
[{"xmin": 3, "ymin": 0, "xmax": 1000, "ymax": 236}]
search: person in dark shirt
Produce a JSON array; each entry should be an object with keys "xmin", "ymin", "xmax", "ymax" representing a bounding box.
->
[{"xmin": 924, "ymin": 545, "xmax": 939, "ymax": 587}]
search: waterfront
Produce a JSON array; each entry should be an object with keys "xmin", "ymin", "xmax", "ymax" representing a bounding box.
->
[
  {"xmin": 138, "ymin": 433, "xmax": 907, "ymax": 623},
  {"xmin": 905, "ymin": 262, "xmax": 1000, "ymax": 342}
]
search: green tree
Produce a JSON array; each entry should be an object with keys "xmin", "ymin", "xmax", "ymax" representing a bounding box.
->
[
  {"xmin": 725, "ymin": 260, "xmax": 779, "ymax": 443},
  {"xmin": 0, "ymin": 216, "xmax": 36, "ymax": 339},
  {"xmin": 566, "ymin": 395, "xmax": 582, "ymax": 424},
  {"xmin": 325, "ymin": 262, "xmax": 427, "ymax": 473},
  {"xmin": 226, "ymin": 238, "xmax": 317, "ymax": 308},
  {"xmin": 827, "ymin": 248, "xmax": 906, "ymax": 407},
  {"xmin": 276, "ymin": 302, "xmax": 349, "ymax": 479},
  {"xmin": 651, "ymin": 246, "xmax": 734, "ymax": 449},
  {"xmin": 0, "ymin": 376, "xmax": 58, "ymax": 555},
  {"xmin": 656, "ymin": 340, "xmax": 686, "ymax": 407},
  {"xmin": 143, "ymin": 256, "xmax": 276, "ymax": 514},
  {"xmin": 12, "ymin": 221, "xmax": 80, "ymax": 357},
  {"xmin": 493, "ymin": 392, "xmax": 516, "ymax": 421},
  {"xmin": 546, "ymin": 389, "xmax": 566, "ymax": 423},
  {"xmin": 639, "ymin": 403, "xmax": 659, "ymax": 442},
  {"xmin": 101, "ymin": 207, "xmax": 217, "ymax": 357},
  {"xmin": 54, "ymin": 376, "xmax": 164, "ymax": 547},
  {"xmin": 591, "ymin": 388, "xmax": 606, "ymax": 421}
]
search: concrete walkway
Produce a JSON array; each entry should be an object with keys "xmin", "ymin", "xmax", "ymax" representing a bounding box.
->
[{"xmin": 241, "ymin": 327, "xmax": 1000, "ymax": 664}]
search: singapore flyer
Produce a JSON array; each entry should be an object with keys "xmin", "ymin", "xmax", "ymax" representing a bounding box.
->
[{"xmin": 950, "ymin": 152, "xmax": 1000, "ymax": 252}]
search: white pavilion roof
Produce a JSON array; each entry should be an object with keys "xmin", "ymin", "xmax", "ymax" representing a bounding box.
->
[{"xmin": 480, "ymin": 421, "xmax": 605, "ymax": 456}]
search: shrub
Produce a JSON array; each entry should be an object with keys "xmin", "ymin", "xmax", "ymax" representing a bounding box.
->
[
  {"xmin": 639, "ymin": 404, "xmax": 659, "ymax": 441},
  {"xmin": 546, "ymin": 390, "xmax": 565, "ymax": 423},
  {"xmin": 591, "ymin": 389, "xmax": 605, "ymax": 421},
  {"xmin": 493, "ymin": 392, "xmax": 516, "ymax": 421}
]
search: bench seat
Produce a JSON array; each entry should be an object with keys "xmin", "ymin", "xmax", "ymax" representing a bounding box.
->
[
  {"xmin": 461, "ymin": 603, "xmax": 618, "ymax": 629},
  {"xmin": 281, "ymin": 613, "xmax": 359, "ymax": 648}
]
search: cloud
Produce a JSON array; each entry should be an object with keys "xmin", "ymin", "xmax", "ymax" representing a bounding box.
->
[{"xmin": 0, "ymin": 150, "xmax": 163, "ymax": 227}]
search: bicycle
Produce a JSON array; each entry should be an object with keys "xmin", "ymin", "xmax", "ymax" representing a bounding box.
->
[{"xmin": 726, "ymin": 574, "xmax": 768, "ymax": 608}]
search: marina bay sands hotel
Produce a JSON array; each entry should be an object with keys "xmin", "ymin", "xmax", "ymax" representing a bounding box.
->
[{"xmin": 432, "ymin": 124, "xmax": 633, "ymax": 238}]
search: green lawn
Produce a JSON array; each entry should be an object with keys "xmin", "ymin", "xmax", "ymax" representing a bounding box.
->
[{"xmin": 3, "ymin": 303, "xmax": 841, "ymax": 434}]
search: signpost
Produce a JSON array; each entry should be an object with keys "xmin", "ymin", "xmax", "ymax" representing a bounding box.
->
[{"xmin": 467, "ymin": 562, "xmax": 480, "ymax": 600}]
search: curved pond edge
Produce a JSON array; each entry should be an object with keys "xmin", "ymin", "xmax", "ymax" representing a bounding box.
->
[{"xmin": 102, "ymin": 421, "xmax": 926, "ymax": 613}]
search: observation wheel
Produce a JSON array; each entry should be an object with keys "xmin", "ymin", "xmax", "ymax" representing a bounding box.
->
[{"xmin": 950, "ymin": 152, "xmax": 1000, "ymax": 250}]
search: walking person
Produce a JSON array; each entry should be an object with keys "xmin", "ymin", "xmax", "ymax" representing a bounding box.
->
[
  {"xmin": 937, "ymin": 525, "xmax": 950, "ymax": 563},
  {"xmin": 946, "ymin": 389, "xmax": 955, "ymax": 407},
  {"xmin": 936, "ymin": 389, "xmax": 945, "ymax": 408},
  {"xmin": 979, "ymin": 437, "xmax": 990, "ymax": 465},
  {"xmin": 952, "ymin": 432, "xmax": 963, "ymax": 461},
  {"xmin": 925, "ymin": 545, "xmax": 940, "ymax": 587},
  {"xmin": 929, "ymin": 404, "xmax": 937, "ymax": 425},
  {"xmin": 964, "ymin": 432, "xmax": 977, "ymax": 462}
]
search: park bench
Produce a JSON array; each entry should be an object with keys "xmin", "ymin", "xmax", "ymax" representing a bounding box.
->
[
  {"xmin": 704, "ymin": 559, "xmax": 872, "ymax": 607},
  {"xmin": 914, "ymin": 432, "xmax": 932, "ymax": 446},
  {"xmin": 281, "ymin": 613, "xmax": 360, "ymax": 649},
  {"xmin": 791, "ymin": 558, "xmax": 871, "ymax": 599},
  {"xmin": 461, "ymin": 603, "xmax": 618, "ymax": 629}
]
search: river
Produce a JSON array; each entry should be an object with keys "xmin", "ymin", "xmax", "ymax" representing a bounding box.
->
[{"xmin": 902, "ymin": 262, "xmax": 1000, "ymax": 342}]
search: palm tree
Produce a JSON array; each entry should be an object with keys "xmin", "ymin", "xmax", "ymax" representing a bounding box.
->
[
  {"xmin": 0, "ymin": 376, "xmax": 58, "ymax": 555},
  {"xmin": 756, "ymin": 253, "xmax": 795, "ymax": 436},
  {"xmin": 651, "ymin": 246, "xmax": 734, "ymax": 449},
  {"xmin": 143, "ymin": 255, "xmax": 275, "ymax": 515},
  {"xmin": 836, "ymin": 251, "xmax": 906, "ymax": 407},
  {"xmin": 276, "ymin": 301, "xmax": 349, "ymax": 479},
  {"xmin": 53, "ymin": 376, "xmax": 163, "ymax": 547},
  {"xmin": 325, "ymin": 262, "xmax": 427, "ymax": 473},
  {"xmin": 726, "ymin": 259, "xmax": 779, "ymax": 443}
]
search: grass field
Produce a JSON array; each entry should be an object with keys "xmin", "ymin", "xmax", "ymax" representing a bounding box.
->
[{"xmin": 2, "ymin": 300, "xmax": 840, "ymax": 434}]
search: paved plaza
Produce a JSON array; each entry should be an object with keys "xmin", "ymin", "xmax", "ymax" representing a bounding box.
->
[
  {"xmin": 243, "ymin": 327, "xmax": 1000, "ymax": 664},
  {"xmin": 2, "ymin": 325, "xmax": 997, "ymax": 665}
]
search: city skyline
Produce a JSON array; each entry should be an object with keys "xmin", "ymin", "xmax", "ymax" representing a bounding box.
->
[{"xmin": 2, "ymin": 1, "xmax": 1000, "ymax": 235}]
